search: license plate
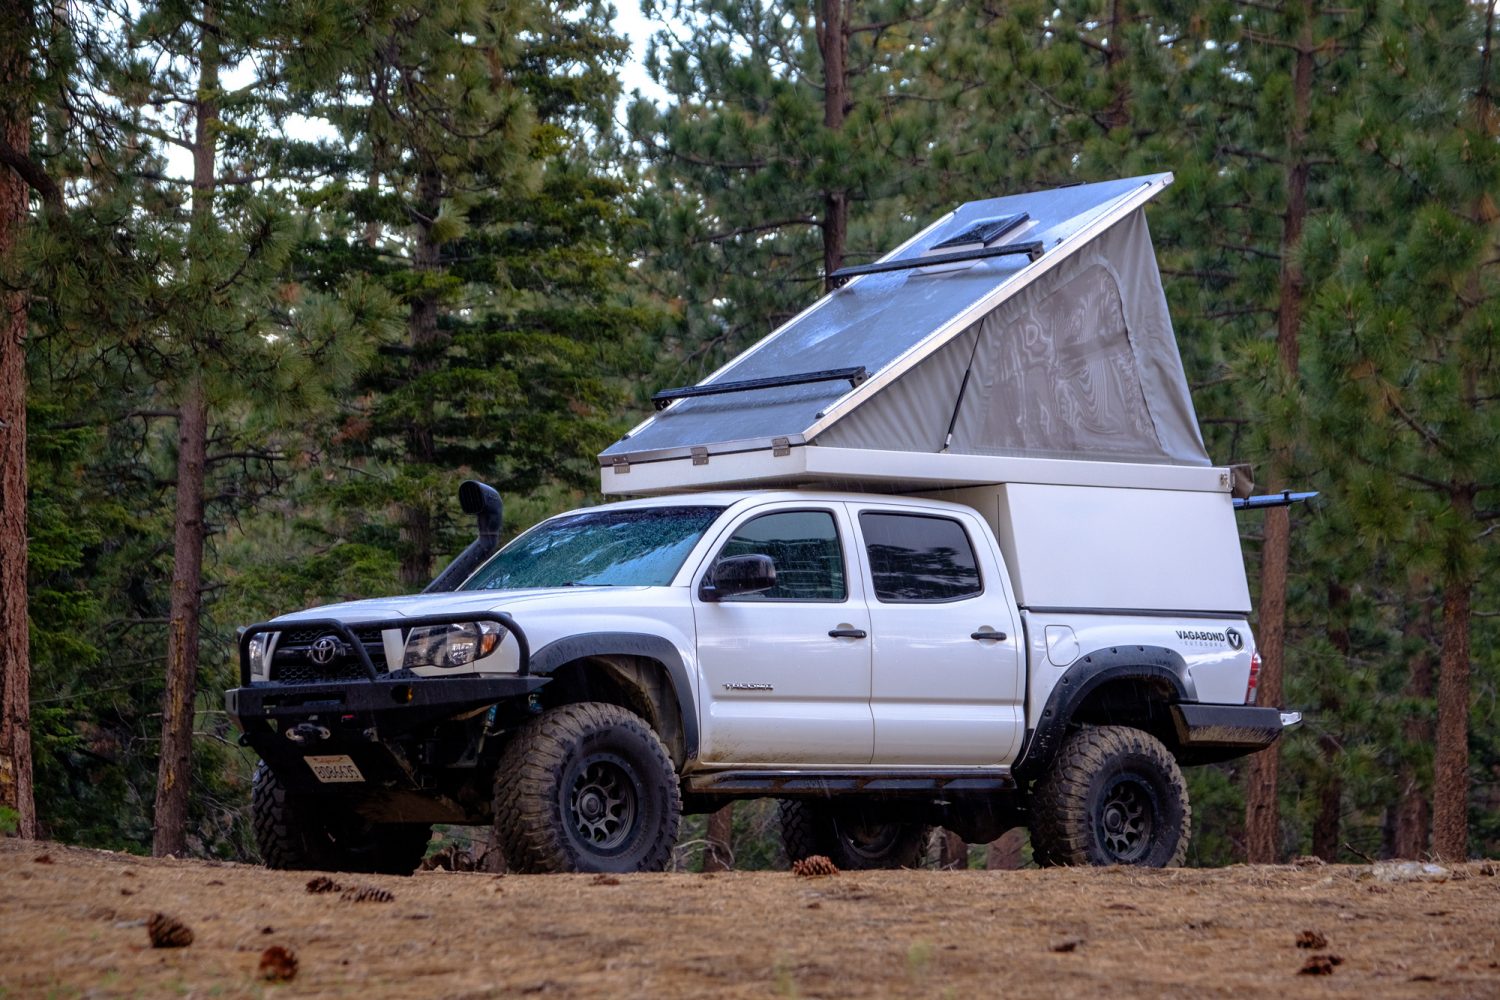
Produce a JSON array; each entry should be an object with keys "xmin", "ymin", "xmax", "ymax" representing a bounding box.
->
[{"xmin": 305, "ymin": 755, "xmax": 364, "ymax": 783}]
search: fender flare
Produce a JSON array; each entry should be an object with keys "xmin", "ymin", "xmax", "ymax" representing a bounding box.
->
[
  {"xmin": 529, "ymin": 632, "xmax": 699, "ymax": 761},
  {"xmin": 1014, "ymin": 645, "xmax": 1195, "ymax": 782}
]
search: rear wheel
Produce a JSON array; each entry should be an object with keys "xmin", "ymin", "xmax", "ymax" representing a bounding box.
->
[
  {"xmin": 251, "ymin": 761, "xmax": 431, "ymax": 874},
  {"xmin": 1029, "ymin": 726, "xmax": 1190, "ymax": 868},
  {"xmin": 779, "ymin": 800, "xmax": 929, "ymax": 870},
  {"xmin": 493, "ymin": 702, "xmax": 681, "ymax": 873}
]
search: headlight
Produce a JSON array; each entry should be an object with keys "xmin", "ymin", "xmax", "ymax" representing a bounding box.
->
[
  {"xmin": 248, "ymin": 635, "xmax": 269, "ymax": 677},
  {"xmin": 403, "ymin": 621, "xmax": 503, "ymax": 669}
]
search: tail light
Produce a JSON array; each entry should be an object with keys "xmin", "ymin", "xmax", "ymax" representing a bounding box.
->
[{"xmin": 1245, "ymin": 651, "xmax": 1262, "ymax": 705}]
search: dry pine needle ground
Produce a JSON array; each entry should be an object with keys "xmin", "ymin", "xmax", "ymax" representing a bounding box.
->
[{"xmin": 1, "ymin": 840, "xmax": 1497, "ymax": 998}]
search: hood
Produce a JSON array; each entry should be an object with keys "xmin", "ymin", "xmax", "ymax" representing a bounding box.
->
[{"xmin": 269, "ymin": 587, "xmax": 630, "ymax": 625}]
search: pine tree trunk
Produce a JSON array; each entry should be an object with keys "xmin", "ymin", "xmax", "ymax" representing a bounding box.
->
[
  {"xmin": 937, "ymin": 829, "xmax": 967, "ymax": 870},
  {"xmin": 701, "ymin": 803, "xmax": 733, "ymax": 872},
  {"xmin": 1100, "ymin": 0, "xmax": 1133, "ymax": 131},
  {"xmin": 399, "ymin": 168, "xmax": 444, "ymax": 589},
  {"xmin": 1432, "ymin": 489, "xmax": 1474, "ymax": 861},
  {"xmin": 153, "ymin": 8, "xmax": 218, "ymax": 856},
  {"xmin": 1394, "ymin": 600, "xmax": 1434, "ymax": 859},
  {"xmin": 0, "ymin": 0, "xmax": 36, "ymax": 838},
  {"xmin": 817, "ymin": 0, "xmax": 848, "ymax": 287},
  {"xmin": 1245, "ymin": 10, "xmax": 1314, "ymax": 864},
  {"xmin": 986, "ymin": 828, "xmax": 1024, "ymax": 870},
  {"xmin": 1310, "ymin": 580, "xmax": 1349, "ymax": 861},
  {"xmin": 1244, "ymin": 506, "xmax": 1288, "ymax": 863},
  {"xmin": 153, "ymin": 378, "xmax": 208, "ymax": 856}
]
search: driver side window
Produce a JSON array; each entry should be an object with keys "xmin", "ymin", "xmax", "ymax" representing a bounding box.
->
[{"xmin": 714, "ymin": 510, "xmax": 846, "ymax": 602}]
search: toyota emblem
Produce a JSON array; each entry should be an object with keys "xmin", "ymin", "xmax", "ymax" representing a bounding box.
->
[{"xmin": 309, "ymin": 635, "xmax": 342, "ymax": 665}]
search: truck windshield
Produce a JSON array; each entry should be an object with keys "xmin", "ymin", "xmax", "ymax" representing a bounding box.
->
[{"xmin": 461, "ymin": 506, "xmax": 725, "ymax": 590}]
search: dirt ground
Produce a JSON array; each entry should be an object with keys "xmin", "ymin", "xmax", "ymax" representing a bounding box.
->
[{"xmin": 1, "ymin": 840, "xmax": 1498, "ymax": 999}]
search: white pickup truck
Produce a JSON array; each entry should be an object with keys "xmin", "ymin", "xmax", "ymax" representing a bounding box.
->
[
  {"xmin": 227, "ymin": 482, "xmax": 1297, "ymax": 874},
  {"xmin": 229, "ymin": 173, "xmax": 1303, "ymax": 873}
]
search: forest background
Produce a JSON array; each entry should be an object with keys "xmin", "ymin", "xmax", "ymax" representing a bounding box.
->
[{"xmin": 1, "ymin": 0, "xmax": 1499, "ymax": 868}]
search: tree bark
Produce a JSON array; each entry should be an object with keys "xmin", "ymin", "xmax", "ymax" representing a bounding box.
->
[
  {"xmin": 1310, "ymin": 580, "xmax": 1348, "ymax": 861},
  {"xmin": 816, "ymin": 0, "xmax": 848, "ymax": 288},
  {"xmin": 1100, "ymin": 0, "xmax": 1133, "ymax": 132},
  {"xmin": 1244, "ymin": 505, "xmax": 1288, "ymax": 863},
  {"xmin": 154, "ymin": 378, "xmax": 208, "ymax": 856},
  {"xmin": 701, "ymin": 803, "xmax": 733, "ymax": 872},
  {"xmin": 1394, "ymin": 601, "xmax": 1434, "ymax": 859},
  {"xmin": 937, "ymin": 829, "xmax": 967, "ymax": 870},
  {"xmin": 0, "ymin": 0, "xmax": 36, "ymax": 839},
  {"xmin": 986, "ymin": 828, "xmax": 1024, "ymax": 870},
  {"xmin": 1244, "ymin": 8, "xmax": 1314, "ymax": 864},
  {"xmin": 153, "ymin": 7, "xmax": 219, "ymax": 857},
  {"xmin": 1432, "ymin": 489, "xmax": 1474, "ymax": 861},
  {"xmin": 398, "ymin": 166, "xmax": 445, "ymax": 589}
]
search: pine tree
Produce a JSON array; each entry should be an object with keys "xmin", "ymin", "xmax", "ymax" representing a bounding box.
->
[
  {"xmin": 1301, "ymin": 0, "xmax": 1500, "ymax": 861},
  {"xmin": 299, "ymin": 0, "xmax": 639, "ymax": 590},
  {"xmin": 630, "ymin": 0, "xmax": 949, "ymax": 378}
]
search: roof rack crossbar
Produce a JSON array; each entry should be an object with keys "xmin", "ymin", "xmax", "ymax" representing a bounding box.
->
[
  {"xmin": 652, "ymin": 366, "xmax": 869, "ymax": 411},
  {"xmin": 828, "ymin": 241, "xmax": 1045, "ymax": 287}
]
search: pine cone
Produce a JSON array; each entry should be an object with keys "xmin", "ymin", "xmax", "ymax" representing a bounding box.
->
[
  {"xmin": 340, "ymin": 885, "xmax": 394, "ymax": 903},
  {"xmin": 305, "ymin": 875, "xmax": 342, "ymax": 894},
  {"xmin": 146, "ymin": 912, "xmax": 194, "ymax": 948},
  {"xmin": 258, "ymin": 945, "xmax": 299, "ymax": 982},
  {"xmin": 791, "ymin": 855, "xmax": 839, "ymax": 878},
  {"xmin": 1295, "ymin": 930, "xmax": 1328, "ymax": 950}
]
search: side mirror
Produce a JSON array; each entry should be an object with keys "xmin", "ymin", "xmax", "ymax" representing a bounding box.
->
[{"xmin": 700, "ymin": 554, "xmax": 777, "ymax": 602}]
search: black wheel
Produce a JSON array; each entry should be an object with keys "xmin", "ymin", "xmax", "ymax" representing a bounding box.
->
[
  {"xmin": 492, "ymin": 702, "xmax": 681, "ymax": 873},
  {"xmin": 779, "ymin": 800, "xmax": 929, "ymax": 870},
  {"xmin": 1029, "ymin": 726, "xmax": 1190, "ymax": 868},
  {"xmin": 251, "ymin": 761, "xmax": 431, "ymax": 874}
]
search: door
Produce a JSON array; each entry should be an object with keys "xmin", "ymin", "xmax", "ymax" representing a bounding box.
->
[
  {"xmin": 693, "ymin": 504, "xmax": 873, "ymax": 765},
  {"xmin": 856, "ymin": 507, "xmax": 1024, "ymax": 765}
]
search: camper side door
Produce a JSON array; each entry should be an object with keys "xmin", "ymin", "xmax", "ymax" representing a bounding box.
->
[{"xmin": 854, "ymin": 503, "xmax": 1025, "ymax": 766}]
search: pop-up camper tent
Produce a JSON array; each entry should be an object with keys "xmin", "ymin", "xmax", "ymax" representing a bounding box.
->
[
  {"xmin": 599, "ymin": 173, "xmax": 1254, "ymax": 614},
  {"xmin": 600, "ymin": 174, "xmax": 1229, "ymax": 497}
]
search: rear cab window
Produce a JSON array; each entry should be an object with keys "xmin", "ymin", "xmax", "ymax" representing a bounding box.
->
[{"xmin": 858, "ymin": 511, "xmax": 982, "ymax": 603}]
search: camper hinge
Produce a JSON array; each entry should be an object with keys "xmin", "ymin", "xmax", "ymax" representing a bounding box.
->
[
  {"xmin": 692, "ymin": 446, "xmax": 709, "ymax": 467},
  {"xmin": 772, "ymin": 437, "xmax": 791, "ymax": 457},
  {"xmin": 611, "ymin": 456, "xmax": 629, "ymax": 475}
]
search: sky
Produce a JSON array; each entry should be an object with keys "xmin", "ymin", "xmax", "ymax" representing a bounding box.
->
[{"xmin": 612, "ymin": 0, "xmax": 671, "ymax": 107}]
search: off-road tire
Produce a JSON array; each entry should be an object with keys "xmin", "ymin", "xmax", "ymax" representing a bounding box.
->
[
  {"xmin": 779, "ymin": 800, "xmax": 929, "ymax": 870},
  {"xmin": 251, "ymin": 760, "xmax": 431, "ymax": 875},
  {"xmin": 492, "ymin": 702, "xmax": 681, "ymax": 873},
  {"xmin": 1029, "ymin": 726, "xmax": 1190, "ymax": 868}
]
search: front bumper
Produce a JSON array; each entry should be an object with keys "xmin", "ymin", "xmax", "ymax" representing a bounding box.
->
[
  {"xmin": 227, "ymin": 612, "xmax": 544, "ymax": 805},
  {"xmin": 1170, "ymin": 703, "xmax": 1300, "ymax": 763}
]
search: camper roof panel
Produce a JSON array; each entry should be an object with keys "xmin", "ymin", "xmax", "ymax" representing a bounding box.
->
[{"xmin": 604, "ymin": 174, "xmax": 1172, "ymax": 462}]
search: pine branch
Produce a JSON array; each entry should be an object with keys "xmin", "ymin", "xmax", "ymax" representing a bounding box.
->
[{"xmin": 0, "ymin": 134, "xmax": 63, "ymax": 209}]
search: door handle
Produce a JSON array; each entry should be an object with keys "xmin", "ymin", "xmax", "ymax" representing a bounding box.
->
[
  {"xmin": 828, "ymin": 628, "xmax": 868, "ymax": 639},
  {"xmin": 971, "ymin": 630, "xmax": 1007, "ymax": 641}
]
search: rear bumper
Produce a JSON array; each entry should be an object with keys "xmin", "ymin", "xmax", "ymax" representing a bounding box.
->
[{"xmin": 1170, "ymin": 703, "xmax": 1298, "ymax": 761}]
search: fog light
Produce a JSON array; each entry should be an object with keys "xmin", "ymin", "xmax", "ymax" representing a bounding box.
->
[{"xmin": 392, "ymin": 684, "xmax": 414, "ymax": 704}]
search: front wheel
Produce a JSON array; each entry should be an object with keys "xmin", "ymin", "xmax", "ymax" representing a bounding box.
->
[
  {"xmin": 779, "ymin": 800, "xmax": 929, "ymax": 870},
  {"xmin": 1029, "ymin": 725, "xmax": 1190, "ymax": 868},
  {"xmin": 493, "ymin": 702, "xmax": 682, "ymax": 873}
]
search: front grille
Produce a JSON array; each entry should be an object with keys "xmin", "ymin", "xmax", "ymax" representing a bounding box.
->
[{"xmin": 270, "ymin": 627, "xmax": 390, "ymax": 684}]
